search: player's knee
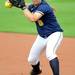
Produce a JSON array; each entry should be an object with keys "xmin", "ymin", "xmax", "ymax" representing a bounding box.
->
[
  {"xmin": 46, "ymin": 53, "xmax": 57, "ymax": 61},
  {"xmin": 28, "ymin": 56, "xmax": 38, "ymax": 65},
  {"xmin": 28, "ymin": 57, "xmax": 34, "ymax": 64}
]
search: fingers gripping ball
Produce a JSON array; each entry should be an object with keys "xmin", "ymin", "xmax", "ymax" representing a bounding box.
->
[{"xmin": 5, "ymin": 1, "xmax": 12, "ymax": 8}]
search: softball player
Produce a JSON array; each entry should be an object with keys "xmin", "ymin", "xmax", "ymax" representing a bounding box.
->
[{"xmin": 8, "ymin": 0, "xmax": 63, "ymax": 75}]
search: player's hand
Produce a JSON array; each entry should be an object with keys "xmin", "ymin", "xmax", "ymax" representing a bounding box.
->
[{"xmin": 9, "ymin": 0, "xmax": 26, "ymax": 10}]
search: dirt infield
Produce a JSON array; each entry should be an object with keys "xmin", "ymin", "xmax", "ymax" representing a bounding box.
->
[{"xmin": 0, "ymin": 32, "xmax": 75, "ymax": 75}]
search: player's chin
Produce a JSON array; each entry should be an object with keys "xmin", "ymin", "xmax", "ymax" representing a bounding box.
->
[
  {"xmin": 33, "ymin": 2, "xmax": 40, "ymax": 6},
  {"xmin": 32, "ymin": 0, "xmax": 41, "ymax": 5}
]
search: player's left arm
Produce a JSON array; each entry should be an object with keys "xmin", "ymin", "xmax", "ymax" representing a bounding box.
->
[
  {"xmin": 23, "ymin": 9, "xmax": 44, "ymax": 22},
  {"xmin": 8, "ymin": 0, "xmax": 44, "ymax": 22}
]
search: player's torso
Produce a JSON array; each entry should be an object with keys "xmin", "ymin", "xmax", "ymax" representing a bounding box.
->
[{"xmin": 28, "ymin": 2, "xmax": 63, "ymax": 38}]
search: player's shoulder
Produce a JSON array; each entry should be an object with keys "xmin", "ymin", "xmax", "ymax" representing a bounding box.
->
[
  {"xmin": 28, "ymin": 3, "xmax": 35, "ymax": 12},
  {"xmin": 38, "ymin": 2, "xmax": 52, "ymax": 10},
  {"xmin": 37, "ymin": 2, "xmax": 52, "ymax": 12},
  {"xmin": 28, "ymin": 3, "xmax": 34, "ymax": 9},
  {"xmin": 40, "ymin": 2, "xmax": 50, "ymax": 7}
]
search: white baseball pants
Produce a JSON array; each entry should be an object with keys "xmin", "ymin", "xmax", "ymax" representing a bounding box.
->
[{"xmin": 28, "ymin": 32, "xmax": 63, "ymax": 65}]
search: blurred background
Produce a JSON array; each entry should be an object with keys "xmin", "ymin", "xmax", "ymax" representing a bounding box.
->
[{"xmin": 0, "ymin": 0, "xmax": 75, "ymax": 37}]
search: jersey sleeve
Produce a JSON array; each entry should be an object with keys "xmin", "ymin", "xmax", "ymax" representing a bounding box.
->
[
  {"xmin": 28, "ymin": 4, "xmax": 34, "ymax": 12},
  {"xmin": 36, "ymin": 4, "xmax": 52, "ymax": 15}
]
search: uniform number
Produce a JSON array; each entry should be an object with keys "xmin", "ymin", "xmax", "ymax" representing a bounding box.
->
[{"xmin": 37, "ymin": 20, "xmax": 44, "ymax": 26}]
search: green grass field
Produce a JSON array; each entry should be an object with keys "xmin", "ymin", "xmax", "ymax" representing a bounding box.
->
[{"xmin": 0, "ymin": 0, "xmax": 75, "ymax": 37}]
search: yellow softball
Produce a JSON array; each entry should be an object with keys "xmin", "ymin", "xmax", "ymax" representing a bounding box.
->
[{"xmin": 5, "ymin": 1, "xmax": 12, "ymax": 8}]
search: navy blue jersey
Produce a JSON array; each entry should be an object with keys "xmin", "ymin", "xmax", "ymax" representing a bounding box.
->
[{"xmin": 28, "ymin": 2, "xmax": 63, "ymax": 38}]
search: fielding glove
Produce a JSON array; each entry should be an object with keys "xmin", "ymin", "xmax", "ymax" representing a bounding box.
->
[{"xmin": 9, "ymin": 0, "xmax": 26, "ymax": 10}]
